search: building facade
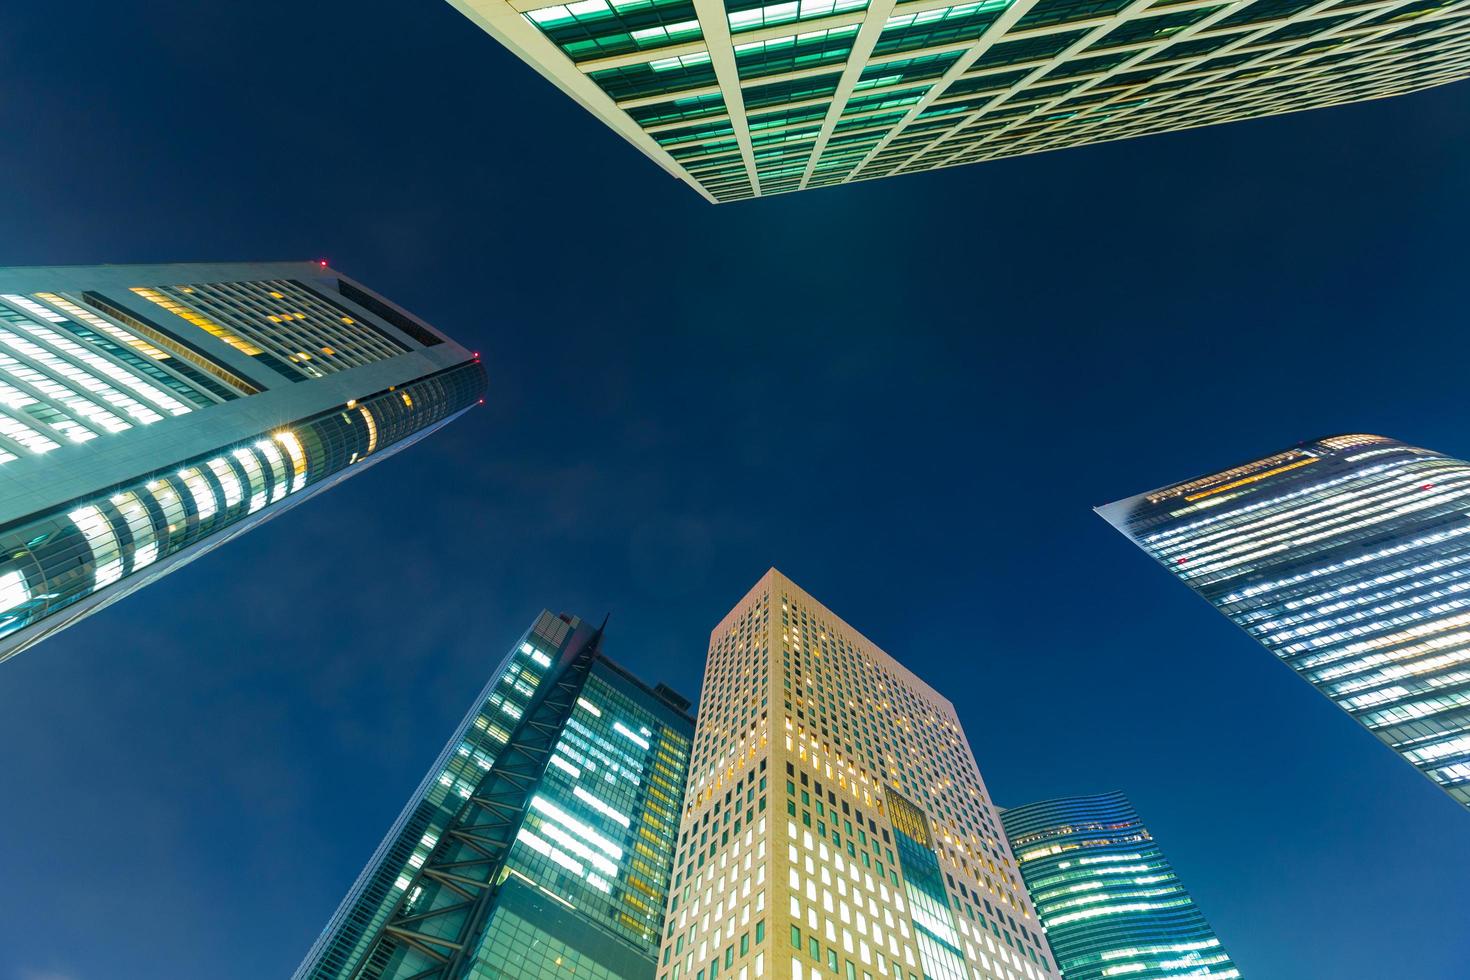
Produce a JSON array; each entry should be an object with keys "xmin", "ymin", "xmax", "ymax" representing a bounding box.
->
[
  {"xmin": 298, "ymin": 611, "xmax": 695, "ymax": 980},
  {"xmin": 1002, "ymin": 792, "xmax": 1239, "ymax": 980},
  {"xmin": 659, "ymin": 568, "xmax": 1057, "ymax": 980},
  {"xmin": 444, "ymin": 0, "xmax": 1466, "ymax": 202},
  {"xmin": 1099, "ymin": 434, "xmax": 1470, "ymax": 811},
  {"xmin": 0, "ymin": 262, "xmax": 485, "ymax": 664}
]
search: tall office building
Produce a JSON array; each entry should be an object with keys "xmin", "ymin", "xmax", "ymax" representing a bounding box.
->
[
  {"xmin": 0, "ymin": 262, "xmax": 485, "ymax": 664},
  {"xmin": 1099, "ymin": 433, "xmax": 1470, "ymax": 810},
  {"xmin": 445, "ymin": 0, "xmax": 1466, "ymax": 202},
  {"xmin": 1002, "ymin": 792, "xmax": 1240, "ymax": 980},
  {"xmin": 659, "ymin": 568, "xmax": 1057, "ymax": 980},
  {"xmin": 298, "ymin": 611, "xmax": 695, "ymax": 979}
]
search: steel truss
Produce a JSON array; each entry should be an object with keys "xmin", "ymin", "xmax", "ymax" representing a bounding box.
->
[{"xmin": 352, "ymin": 621, "xmax": 605, "ymax": 980}]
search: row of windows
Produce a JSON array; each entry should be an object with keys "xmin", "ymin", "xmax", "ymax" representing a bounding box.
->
[
  {"xmin": 526, "ymin": 0, "xmax": 702, "ymax": 62},
  {"xmin": 1002, "ymin": 796, "xmax": 1237, "ymax": 980},
  {"xmin": 671, "ymin": 580, "xmax": 1051, "ymax": 980},
  {"xmin": 135, "ymin": 280, "xmax": 411, "ymax": 381},
  {"xmin": 0, "ymin": 276, "xmax": 442, "ymax": 468},
  {"xmin": 1122, "ymin": 445, "xmax": 1470, "ymax": 805},
  {"xmin": 0, "ymin": 293, "xmax": 217, "ymax": 462},
  {"xmin": 0, "ymin": 361, "xmax": 484, "ymax": 660},
  {"xmin": 563, "ymin": 0, "xmax": 1466, "ymax": 197},
  {"xmin": 507, "ymin": 668, "xmax": 693, "ymax": 952},
  {"xmin": 853, "ymin": 14, "xmax": 1466, "ymax": 183}
]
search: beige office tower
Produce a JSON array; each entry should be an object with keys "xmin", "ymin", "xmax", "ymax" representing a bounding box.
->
[{"xmin": 658, "ymin": 568, "xmax": 1057, "ymax": 980}]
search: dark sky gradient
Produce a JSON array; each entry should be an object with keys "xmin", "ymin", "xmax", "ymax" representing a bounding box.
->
[{"xmin": 1, "ymin": 2, "xmax": 1468, "ymax": 978}]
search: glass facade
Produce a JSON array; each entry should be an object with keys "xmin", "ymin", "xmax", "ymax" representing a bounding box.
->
[
  {"xmin": 447, "ymin": 0, "xmax": 1468, "ymax": 201},
  {"xmin": 130, "ymin": 279, "xmax": 414, "ymax": 379},
  {"xmin": 887, "ymin": 791, "xmax": 970, "ymax": 980},
  {"xmin": 660, "ymin": 569, "xmax": 1057, "ymax": 980},
  {"xmin": 297, "ymin": 611, "xmax": 694, "ymax": 980},
  {"xmin": 1001, "ymin": 793, "xmax": 1240, "ymax": 980},
  {"xmin": 1099, "ymin": 434, "xmax": 1470, "ymax": 810},
  {"xmin": 0, "ymin": 262, "xmax": 486, "ymax": 664}
]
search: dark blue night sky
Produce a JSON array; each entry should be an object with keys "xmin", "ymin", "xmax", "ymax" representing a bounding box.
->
[{"xmin": 1, "ymin": 2, "xmax": 1468, "ymax": 978}]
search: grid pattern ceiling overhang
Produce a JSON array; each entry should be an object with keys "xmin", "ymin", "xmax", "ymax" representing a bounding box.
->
[{"xmin": 448, "ymin": 0, "xmax": 1470, "ymax": 202}]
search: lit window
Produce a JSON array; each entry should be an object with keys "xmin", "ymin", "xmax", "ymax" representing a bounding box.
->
[
  {"xmin": 68, "ymin": 505, "xmax": 123, "ymax": 589},
  {"xmin": 0, "ymin": 569, "xmax": 30, "ymax": 616},
  {"xmin": 178, "ymin": 466, "xmax": 218, "ymax": 521}
]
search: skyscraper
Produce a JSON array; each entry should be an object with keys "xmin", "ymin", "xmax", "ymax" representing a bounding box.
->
[
  {"xmin": 1098, "ymin": 433, "xmax": 1470, "ymax": 810},
  {"xmin": 1001, "ymin": 792, "xmax": 1239, "ymax": 980},
  {"xmin": 445, "ymin": 0, "xmax": 1465, "ymax": 202},
  {"xmin": 0, "ymin": 262, "xmax": 485, "ymax": 664},
  {"xmin": 660, "ymin": 568, "xmax": 1057, "ymax": 980},
  {"xmin": 298, "ymin": 610, "xmax": 694, "ymax": 979}
]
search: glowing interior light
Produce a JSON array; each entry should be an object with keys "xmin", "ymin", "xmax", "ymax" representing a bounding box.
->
[
  {"xmin": 573, "ymin": 786, "xmax": 632, "ymax": 828},
  {"xmin": 536, "ymin": 820, "xmax": 619, "ymax": 876},
  {"xmin": 145, "ymin": 478, "xmax": 186, "ymax": 536},
  {"xmin": 516, "ymin": 827, "xmax": 585, "ymax": 876},
  {"xmin": 34, "ymin": 292, "xmax": 172, "ymax": 361},
  {"xmin": 0, "ymin": 409, "xmax": 59, "ymax": 454},
  {"xmin": 6, "ymin": 294, "xmax": 189, "ymax": 416},
  {"xmin": 0, "ymin": 324, "xmax": 148, "ymax": 427},
  {"xmin": 0, "ymin": 346, "xmax": 117, "ymax": 439},
  {"xmin": 231, "ymin": 448, "xmax": 268, "ymax": 513},
  {"xmin": 130, "ymin": 287, "xmax": 263, "ymax": 356},
  {"xmin": 0, "ymin": 569, "xmax": 30, "ymax": 615},
  {"xmin": 178, "ymin": 466, "xmax": 218, "ymax": 521},
  {"xmin": 530, "ymin": 795, "xmax": 623, "ymax": 858},
  {"xmin": 253, "ymin": 439, "xmax": 289, "ymax": 502},
  {"xmin": 110, "ymin": 491, "xmax": 158, "ymax": 570},
  {"xmin": 358, "ymin": 405, "xmax": 378, "ymax": 454},
  {"xmin": 614, "ymin": 721, "xmax": 650, "ymax": 750},
  {"xmin": 68, "ymin": 505, "xmax": 123, "ymax": 589},
  {"xmin": 206, "ymin": 457, "xmax": 244, "ymax": 509},
  {"xmin": 274, "ymin": 431, "xmax": 307, "ymax": 492}
]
